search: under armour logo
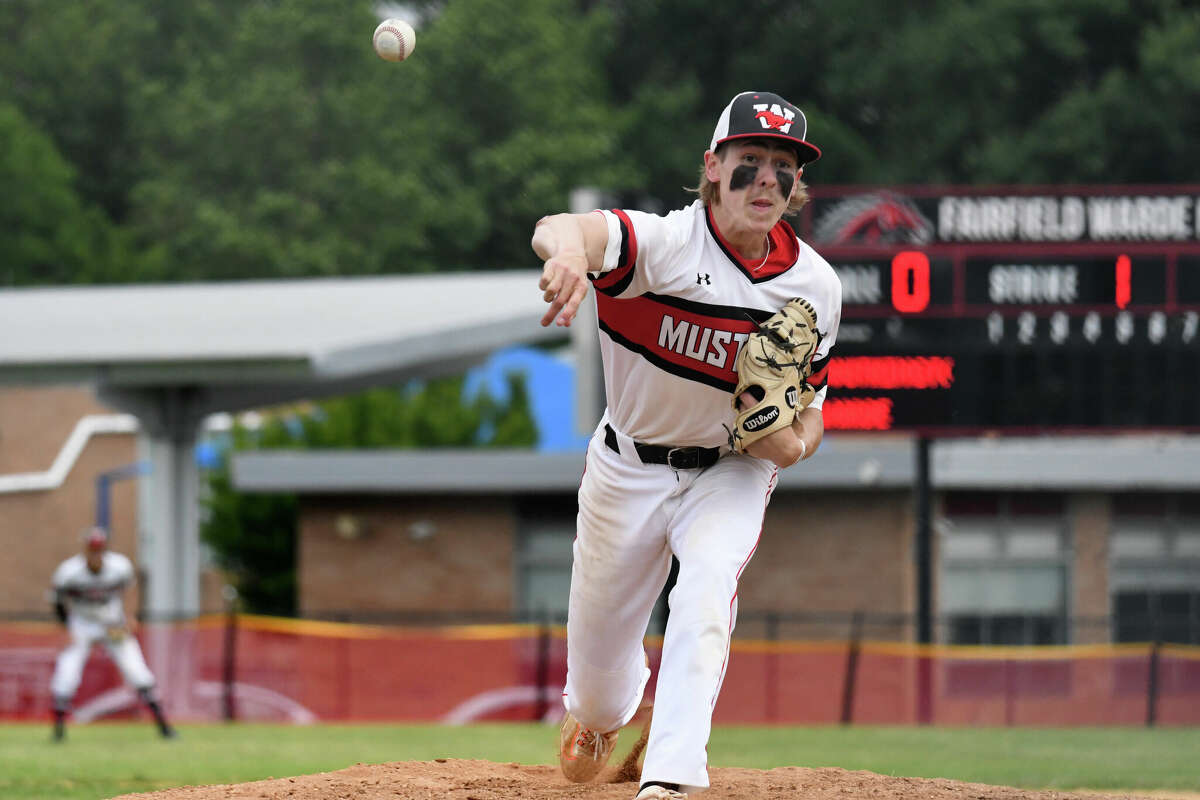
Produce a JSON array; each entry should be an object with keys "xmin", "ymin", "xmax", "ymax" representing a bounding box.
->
[{"xmin": 697, "ymin": 273, "xmax": 712, "ymax": 285}]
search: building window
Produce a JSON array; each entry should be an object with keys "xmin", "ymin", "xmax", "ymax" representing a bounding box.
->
[
  {"xmin": 1111, "ymin": 494, "xmax": 1200, "ymax": 644},
  {"xmin": 938, "ymin": 493, "xmax": 1068, "ymax": 645},
  {"xmin": 515, "ymin": 498, "xmax": 576, "ymax": 623},
  {"xmin": 513, "ymin": 527, "xmax": 672, "ymax": 635}
]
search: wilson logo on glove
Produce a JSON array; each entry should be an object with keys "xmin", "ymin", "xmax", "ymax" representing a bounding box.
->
[{"xmin": 743, "ymin": 407, "xmax": 780, "ymax": 431}]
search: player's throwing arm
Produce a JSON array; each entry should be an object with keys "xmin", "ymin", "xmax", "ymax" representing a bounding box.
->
[{"xmin": 534, "ymin": 213, "xmax": 609, "ymax": 328}]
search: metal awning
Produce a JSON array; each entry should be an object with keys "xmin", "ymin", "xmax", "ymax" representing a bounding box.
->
[
  {"xmin": 0, "ymin": 271, "xmax": 562, "ymax": 619},
  {"xmin": 230, "ymin": 433, "xmax": 1200, "ymax": 494},
  {"xmin": 230, "ymin": 436, "xmax": 920, "ymax": 493},
  {"xmin": 0, "ymin": 271, "xmax": 558, "ymax": 402}
]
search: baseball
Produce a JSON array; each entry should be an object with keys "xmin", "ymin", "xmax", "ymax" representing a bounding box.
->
[{"xmin": 373, "ymin": 18, "xmax": 416, "ymax": 62}]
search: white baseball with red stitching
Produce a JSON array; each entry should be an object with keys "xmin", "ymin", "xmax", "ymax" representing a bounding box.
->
[{"xmin": 373, "ymin": 18, "xmax": 416, "ymax": 62}]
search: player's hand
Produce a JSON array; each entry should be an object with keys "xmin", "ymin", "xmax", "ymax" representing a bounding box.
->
[
  {"xmin": 539, "ymin": 253, "xmax": 590, "ymax": 328},
  {"xmin": 736, "ymin": 390, "xmax": 805, "ymax": 467}
]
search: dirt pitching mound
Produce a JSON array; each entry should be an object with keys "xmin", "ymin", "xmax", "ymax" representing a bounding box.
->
[{"xmin": 108, "ymin": 758, "xmax": 1171, "ymax": 800}]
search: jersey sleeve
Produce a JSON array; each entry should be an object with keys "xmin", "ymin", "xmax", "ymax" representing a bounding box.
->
[
  {"xmin": 51, "ymin": 560, "xmax": 72, "ymax": 591},
  {"xmin": 806, "ymin": 266, "xmax": 843, "ymax": 412},
  {"xmin": 109, "ymin": 553, "xmax": 135, "ymax": 587},
  {"xmin": 592, "ymin": 207, "xmax": 688, "ymax": 299}
]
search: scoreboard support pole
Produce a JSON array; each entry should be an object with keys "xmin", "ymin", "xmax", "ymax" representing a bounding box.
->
[{"xmin": 914, "ymin": 436, "xmax": 934, "ymax": 725}]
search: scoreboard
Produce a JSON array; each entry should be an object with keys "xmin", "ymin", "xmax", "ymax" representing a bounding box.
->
[{"xmin": 799, "ymin": 186, "xmax": 1200, "ymax": 433}]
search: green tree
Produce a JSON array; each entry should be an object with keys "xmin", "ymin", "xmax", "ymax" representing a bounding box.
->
[
  {"xmin": 0, "ymin": 0, "xmax": 631, "ymax": 282},
  {"xmin": 409, "ymin": 0, "xmax": 633, "ymax": 268},
  {"xmin": 201, "ymin": 374, "xmax": 537, "ymax": 615},
  {"xmin": 0, "ymin": 0, "xmax": 156, "ymax": 223},
  {"xmin": 0, "ymin": 102, "xmax": 142, "ymax": 285},
  {"xmin": 5, "ymin": 0, "xmax": 1200, "ymax": 287},
  {"xmin": 975, "ymin": 2, "xmax": 1200, "ymax": 182},
  {"xmin": 126, "ymin": 0, "xmax": 630, "ymax": 279},
  {"xmin": 597, "ymin": 0, "xmax": 881, "ymax": 194},
  {"xmin": 202, "ymin": 419, "xmax": 300, "ymax": 616},
  {"xmin": 598, "ymin": 0, "xmax": 1200, "ymax": 190},
  {"xmin": 810, "ymin": 0, "xmax": 1200, "ymax": 183}
]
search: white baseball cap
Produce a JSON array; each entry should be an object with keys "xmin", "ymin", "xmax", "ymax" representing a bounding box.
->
[{"xmin": 709, "ymin": 91, "xmax": 821, "ymax": 165}]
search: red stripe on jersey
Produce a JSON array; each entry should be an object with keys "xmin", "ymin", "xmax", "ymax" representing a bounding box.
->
[
  {"xmin": 711, "ymin": 469, "xmax": 774, "ymax": 709},
  {"xmin": 592, "ymin": 209, "xmax": 638, "ymax": 294},
  {"xmin": 596, "ymin": 293, "xmax": 760, "ymax": 390}
]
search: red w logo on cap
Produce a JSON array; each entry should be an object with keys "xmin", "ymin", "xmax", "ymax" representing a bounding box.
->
[{"xmin": 755, "ymin": 110, "xmax": 793, "ymax": 131}]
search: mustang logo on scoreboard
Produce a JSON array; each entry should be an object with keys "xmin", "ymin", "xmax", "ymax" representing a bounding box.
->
[{"xmin": 811, "ymin": 191, "xmax": 934, "ymax": 246}]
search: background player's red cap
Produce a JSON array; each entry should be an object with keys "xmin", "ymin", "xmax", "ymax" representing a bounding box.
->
[
  {"xmin": 84, "ymin": 526, "xmax": 109, "ymax": 549},
  {"xmin": 709, "ymin": 91, "xmax": 822, "ymax": 165}
]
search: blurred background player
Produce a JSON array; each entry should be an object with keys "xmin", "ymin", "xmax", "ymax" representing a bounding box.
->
[{"xmin": 49, "ymin": 526, "xmax": 175, "ymax": 741}]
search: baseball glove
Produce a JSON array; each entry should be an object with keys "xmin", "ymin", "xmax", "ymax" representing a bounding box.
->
[{"xmin": 730, "ymin": 297, "xmax": 820, "ymax": 453}]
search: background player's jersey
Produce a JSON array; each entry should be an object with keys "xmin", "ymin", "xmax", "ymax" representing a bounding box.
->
[
  {"xmin": 592, "ymin": 200, "xmax": 842, "ymax": 449},
  {"xmin": 52, "ymin": 552, "xmax": 134, "ymax": 628}
]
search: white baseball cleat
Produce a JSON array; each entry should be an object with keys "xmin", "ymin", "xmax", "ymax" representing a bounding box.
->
[
  {"xmin": 635, "ymin": 785, "xmax": 688, "ymax": 799},
  {"xmin": 558, "ymin": 712, "xmax": 619, "ymax": 783}
]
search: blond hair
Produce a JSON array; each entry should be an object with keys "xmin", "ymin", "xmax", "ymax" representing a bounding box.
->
[{"xmin": 687, "ymin": 145, "xmax": 810, "ymax": 216}]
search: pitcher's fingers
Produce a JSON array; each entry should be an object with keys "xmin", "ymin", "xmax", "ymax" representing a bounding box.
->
[
  {"xmin": 538, "ymin": 265, "xmax": 563, "ymax": 325},
  {"xmin": 556, "ymin": 282, "xmax": 589, "ymax": 327},
  {"xmin": 541, "ymin": 285, "xmax": 568, "ymax": 327},
  {"xmin": 540, "ymin": 301, "xmax": 562, "ymax": 327},
  {"xmin": 539, "ymin": 263, "xmax": 559, "ymax": 294}
]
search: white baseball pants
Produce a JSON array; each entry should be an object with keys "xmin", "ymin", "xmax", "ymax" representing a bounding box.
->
[
  {"xmin": 51, "ymin": 617, "xmax": 156, "ymax": 704},
  {"xmin": 562, "ymin": 419, "xmax": 777, "ymax": 792}
]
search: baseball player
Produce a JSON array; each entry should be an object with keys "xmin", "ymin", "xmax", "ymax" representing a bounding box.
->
[
  {"xmin": 49, "ymin": 526, "xmax": 175, "ymax": 741},
  {"xmin": 533, "ymin": 91, "xmax": 841, "ymax": 799}
]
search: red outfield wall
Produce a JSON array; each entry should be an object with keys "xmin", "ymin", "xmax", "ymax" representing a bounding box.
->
[{"xmin": 2, "ymin": 617, "xmax": 1198, "ymax": 725}]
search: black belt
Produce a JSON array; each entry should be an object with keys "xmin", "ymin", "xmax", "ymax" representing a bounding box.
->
[{"xmin": 605, "ymin": 424, "xmax": 721, "ymax": 470}]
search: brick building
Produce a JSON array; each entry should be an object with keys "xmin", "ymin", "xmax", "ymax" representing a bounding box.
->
[
  {"xmin": 4, "ymin": 384, "xmax": 1198, "ymax": 648},
  {"xmin": 231, "ymin": 437, "xmax": 1200, "ymax": 646},
  {"xmin": 0, "ymin": 385, "xmax": 233, "ymax": 618},
  {"xmin": 0, "ymin": 273, "xmax": 556, "ymax": 624},
  {"xmin": 3, "ymin": 273, "xmax": 1198, "ymax": 646}
]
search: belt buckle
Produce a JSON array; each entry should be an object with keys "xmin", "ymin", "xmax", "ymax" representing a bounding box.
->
[{"xmin": 666, "ymin": 447, "xmax": 699, "ymax": 470}]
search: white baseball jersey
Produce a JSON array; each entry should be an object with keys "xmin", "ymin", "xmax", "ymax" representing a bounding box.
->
[
  {"xmin": 50, "ymin": 549, "xmax": 158, "ymax": 702},
  {"xmin": 592, "ymin": 200, "xmax": 842, "ymax": 449},
  {"xmin": 52, "ymin": 552, "xmax": 135, "ymax": 629}
]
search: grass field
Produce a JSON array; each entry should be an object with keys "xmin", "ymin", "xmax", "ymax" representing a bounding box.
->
[{"xmin": 2, "ymin": 722, "xmax": 1198, "ymax": 800}]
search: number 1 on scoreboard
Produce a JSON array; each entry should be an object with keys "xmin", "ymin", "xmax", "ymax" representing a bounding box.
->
[{"xmin": 1115, "ymin": 254, "xmax": 1131, "ymax": 309}]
